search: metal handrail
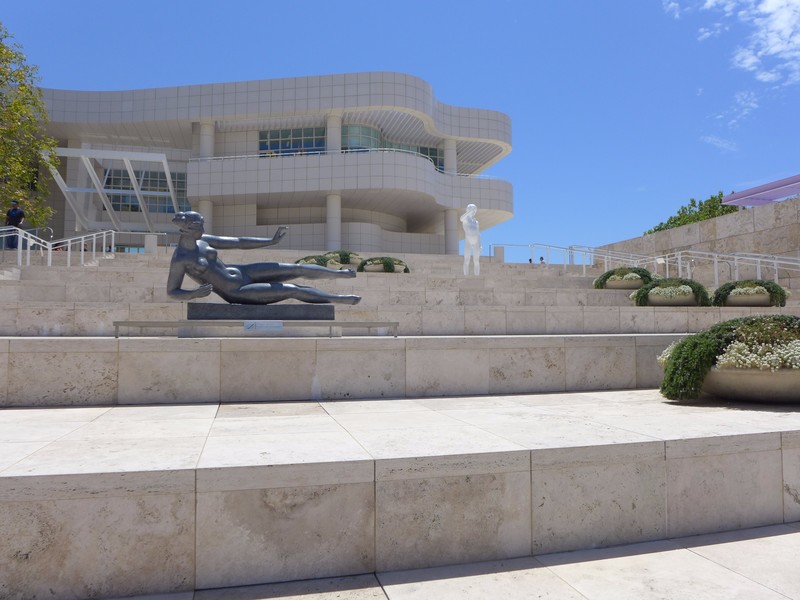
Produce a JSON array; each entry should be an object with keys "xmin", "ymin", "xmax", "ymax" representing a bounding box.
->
[
  {"xmin": 0, "ymin": 228, "xmax": 116, "ymax": 267},
  {"xmin": 491, "ymin": 242, "xmax": 800, "ymax": 287}
]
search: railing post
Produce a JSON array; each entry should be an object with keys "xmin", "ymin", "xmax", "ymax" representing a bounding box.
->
[{"xmin": 774, "ymin": 259, "xmax": 779, "ymax": 283}]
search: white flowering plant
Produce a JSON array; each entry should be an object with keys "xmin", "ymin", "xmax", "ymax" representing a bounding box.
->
[
  {"xmin": 711, "ymin": 279, "xmax": 788, "ymax": 307},
  {"xmin": 659, "ymin": 314, "xmax": 800, "ymax": 400},
  {"xmin": 593, "ymin": 267, "xmax": 653, "ymax": 289},
  {"xmin": 630, "ymin": 277, "xmax": 711, "ymax": 306}
]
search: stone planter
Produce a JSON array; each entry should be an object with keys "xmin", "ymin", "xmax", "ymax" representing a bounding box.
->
[
  {"xmin": 724, "ymin": 293, "xmax": 772, "ymax": 307},
  {"xmin": 362, "ymin": 263, "xmax": 406, "ymax": 273},
  {"xmin": 703, "ymin": 367, "xmax": 800, "ymax": 402},
  {"xmin": 604, "ymin": 279, "xmax": 643, "ymax": 290},
  {"xmin": 647, "ymin": 293, "xmax": 696, "ymax": 306}
]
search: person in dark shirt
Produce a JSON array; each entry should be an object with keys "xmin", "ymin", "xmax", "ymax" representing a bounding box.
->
[{"xmin": 5, "ymin": 201, "xmax": 25, "ymax": 249}]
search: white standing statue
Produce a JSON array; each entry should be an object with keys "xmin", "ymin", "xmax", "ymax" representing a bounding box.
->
[{"xmin": 460, "ymin": 203, "xmax": 481, "ymax": 276}]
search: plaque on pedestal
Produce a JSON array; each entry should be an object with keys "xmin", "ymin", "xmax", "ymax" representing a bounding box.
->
[{"xmin": 188, "ymin": 303, "xmax": 334, "ymax": 321}]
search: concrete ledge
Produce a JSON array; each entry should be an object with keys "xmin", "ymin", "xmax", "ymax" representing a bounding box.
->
[{"xmin": 0, "ymin": 334, "xmax": 682, "ymax": 407}]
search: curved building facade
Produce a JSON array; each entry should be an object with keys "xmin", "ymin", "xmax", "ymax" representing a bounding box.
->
[{"xmin": 42, "ymin": 72, "xmax": 513, "ymax": 254}]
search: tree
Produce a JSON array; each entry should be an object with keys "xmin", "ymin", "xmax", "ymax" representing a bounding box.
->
[
  {"xmin": 0, "ymin": 22, "xmax": 56, "ymax": 228},
  {"xmin": 644, "ymin": 191, "xmax": 739, "ymax": 234}
]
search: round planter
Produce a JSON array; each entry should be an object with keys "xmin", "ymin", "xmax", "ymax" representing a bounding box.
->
[
  {"xmin": 703, "ymin": 367, "xmax": 800, "ymax": 402},
  {"xmin": 724, "ymin": 293, "xmax": 772, "ymax": 307},
  {"xmin": 604, "ymin": 279, "xmax": 643, "ymax": 290},
  {"xmin": 362, "ymin": 263, "xmax": 385, "ymax": 272},
  {"xmin": 647, "ymin": 293, "xmax": 696, "ymax": 306},
  {"xmin": 362, "ymin": 263, "xmax": 406, "ymax": 273}
]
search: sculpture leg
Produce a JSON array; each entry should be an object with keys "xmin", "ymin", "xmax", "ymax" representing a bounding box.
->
[
  {"xmin": 235, "ymin": 282, "xmax": 360, "ymax": 305},
  {"xmin": 474, "ymin": 255, "xmax": 480, "ymax": 276},
  {"xmin": 238, "ymin": 263, "xmax": 356, "ymax": 283}
]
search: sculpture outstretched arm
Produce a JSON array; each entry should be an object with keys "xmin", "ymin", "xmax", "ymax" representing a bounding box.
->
[{"xmin": 201, "ymin": 226, "xmax": 288, "ymax": 250}]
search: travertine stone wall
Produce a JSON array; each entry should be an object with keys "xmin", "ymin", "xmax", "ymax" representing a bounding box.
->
[{"xmin": 600, "ymin": 196, "xmax": 800, "ymax": 259}]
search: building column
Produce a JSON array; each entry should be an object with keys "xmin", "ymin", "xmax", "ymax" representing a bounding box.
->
[
  {"xmin": 199, "ymin": 121, "xmax": 215, "ymax": 158},
  {"xmin": 326, "ymin": 193, "xmax": 342, "ymax": 250},
  {"xmin": 444, "ymin": 208, "xmax": 459, "ymax": 255},
  {"xmin": 326, "ymin": 114, "xmax": 342, "ymax": 153},
  {"xmin": 444, "ymin": 139, "xmax": 457, "ymax": 174},
  {"xmin": 199, "ymin": 199, "xmax": 214, "ymax": 234}
]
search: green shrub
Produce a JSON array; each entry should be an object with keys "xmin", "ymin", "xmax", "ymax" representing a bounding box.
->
[
  {"xmin": 357, "ymin": 256, "xmax": 410, "ymax": 273},
  {"xmin": 593, "ymin": 267, "xmax": 653, "ymax": 289},
  {"xmin": 659, "ymin": 315, "xmax": 800, "ymax": 400},
  {"xmin": 322, "ymin": 250, "xmax": 362, "ymax": 265},
  {"xmin": 711, "ymin": 279, "xmax": 788, "ymax": 307},
  {"xmin": 295, "ymin": 255, "xmax": 328, "ymax": 267},
  {"xmin": 630, "ymin": 277, "xmax": 711, "ymax": 306}
]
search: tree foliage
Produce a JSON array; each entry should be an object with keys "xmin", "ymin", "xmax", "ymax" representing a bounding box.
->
[
  {"xmin": 644, "ymin": 191, "xmax": 738, "ymax": 235},
  {"xmin": 0, "ymin": 22, "xmax": 57, "ymax": 228}
]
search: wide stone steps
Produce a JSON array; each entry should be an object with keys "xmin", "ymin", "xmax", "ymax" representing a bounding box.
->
[{"xmin": 2, "ymin": 392, "xmax": 798, "ymax": 598}]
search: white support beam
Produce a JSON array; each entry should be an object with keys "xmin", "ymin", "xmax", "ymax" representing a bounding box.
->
[
  {"xmin": 45, "ymin": 163, "xmax": 92, "ymax": 230},
  {"xmin": 80, "ymin": 155, "xmax": 124, "ymax": 231},
  {"xmin": 122, "ymin": 158, "xmax": 155, "ymax": 232},
  {"xmin": 161, "ymin": 157, "xmax": 180, "ymax": 213}
]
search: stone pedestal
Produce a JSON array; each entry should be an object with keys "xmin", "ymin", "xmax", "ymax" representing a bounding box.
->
[{"xmin": 188, "ymin": 303, "xmax": 334, "ymax": 320}]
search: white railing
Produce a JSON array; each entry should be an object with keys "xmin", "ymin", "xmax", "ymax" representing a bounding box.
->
[
  {"xmin": 490, "ymin": 243, "xmax": 648, "ymax": 275},
  {"xmin": 188, "ymin": 148, "xmax": 500, "ymax": 179},
  {"xmin": 492, "ymin": 242, "xmax": 800, "ymax": 287},
  {"xmin": 0, "ymin": 228, "xmax": 116, "ymax": 267},
  {"xmin": 637, "ymin": 250, "xmax": 800, "ymax": 287}
]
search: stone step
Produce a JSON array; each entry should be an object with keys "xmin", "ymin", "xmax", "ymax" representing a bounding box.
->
[
  {"xmin": 2, "ymin": 390, "xmax": 797, "ymax": 598},
  {"xmin": 0, "ymin": 301, "xmax": 796, "ymax": 337}
]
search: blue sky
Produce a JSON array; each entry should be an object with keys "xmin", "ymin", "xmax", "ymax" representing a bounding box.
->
[{"xmin": 3, "ymin": 0, "xmax": 799, "ymax": 261}]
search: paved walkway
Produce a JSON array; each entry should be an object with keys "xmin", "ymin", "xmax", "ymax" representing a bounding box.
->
[{"xmin": 116, "ymin": 523, "xmax": 800, "ymax": 599}]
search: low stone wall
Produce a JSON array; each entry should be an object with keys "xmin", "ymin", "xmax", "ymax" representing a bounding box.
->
[{"xmin": 0, "ymin": 334, "xmax": 680, "ymax": 407}]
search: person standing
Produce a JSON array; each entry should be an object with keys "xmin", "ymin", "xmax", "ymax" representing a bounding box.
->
[{"xmin": 5, "ymin": 201, "xmax": 25, "ymax": 249}]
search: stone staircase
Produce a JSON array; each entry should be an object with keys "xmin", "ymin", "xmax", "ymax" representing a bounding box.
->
[{"xmin": 1, "ymin": 251, "xmax": 799, "ymax": 599}]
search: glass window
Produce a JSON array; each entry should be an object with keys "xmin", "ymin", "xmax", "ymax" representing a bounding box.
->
[
  {"xmin": 259, "ymin": 127, "xmax": 326, "ymax": 156},
  {"xmin": 104, "ymin": 169, "xmax": 189, "ymax": 213}
]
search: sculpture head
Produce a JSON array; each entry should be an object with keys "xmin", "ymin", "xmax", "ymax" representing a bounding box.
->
[
  {"xmin": 465, "ymin": 203, "xmax": 477, "ymax": 216},
  {"xmin": 172, "ymin": 211, "xmax": 205, "ymax": 235}
]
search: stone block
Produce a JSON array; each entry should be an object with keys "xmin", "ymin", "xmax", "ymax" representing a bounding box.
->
[
  {"xmin": 665, "ymin": 433, "xmax": 783, "ymax": 538},
  {"xmin": 531, "ymin": 441, "xmax": 666, "ymax": 554},
  {"xmin": 6, "ymin": 338, "xmax": 118, "ymax": 406},
  {"xmin": 217, "ymin": 338, "xmax": 317, "ymax": 402},
  {"xmin": 0, "ymin": 471, "xmax": 196, "ymax": 599},
  {"xmin": 564, "ymin": 336, "xmax": 636, "ymax": 391},
  {"xmin": 118, "ymin": 338, "xmax": 221, "ymax": 404},
  {"xmin": 782, "ymin": 431, "xmax": 800, "ymax": 523},
  {"xmin": 375, "ymin": 452, "xmax": 531, "ymax": 571}
]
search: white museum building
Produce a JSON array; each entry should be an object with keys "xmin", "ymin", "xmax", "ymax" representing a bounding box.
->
[{"xmin": 41, "ymin": 71, "xmax": 513, "ymax": 254}]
